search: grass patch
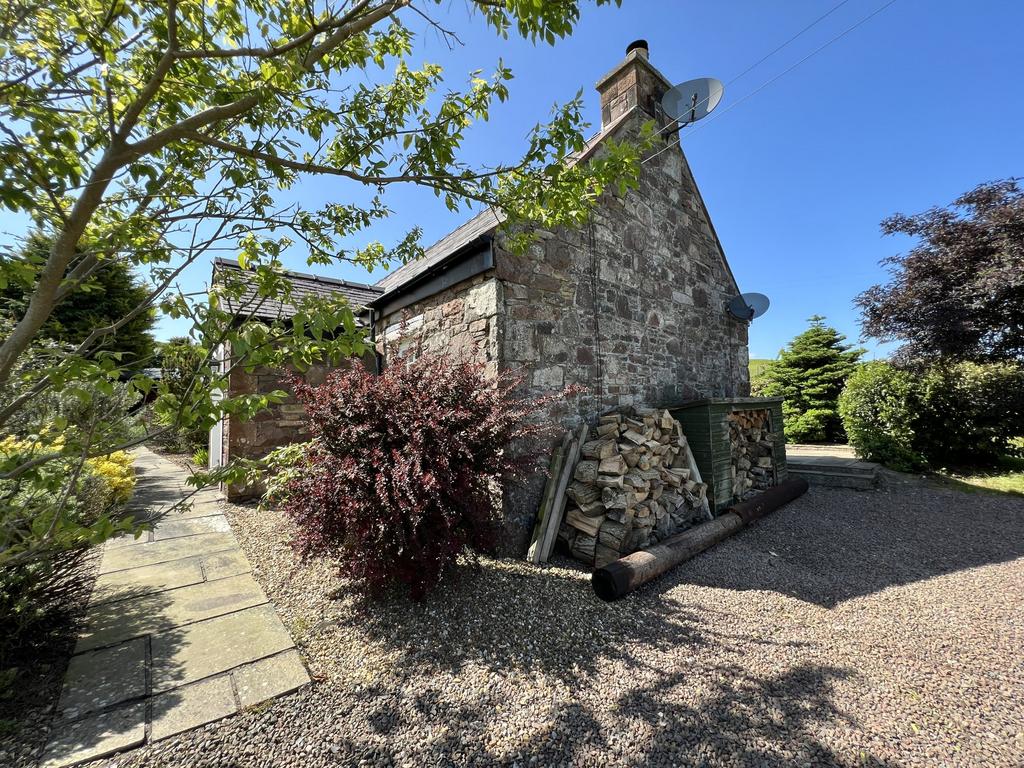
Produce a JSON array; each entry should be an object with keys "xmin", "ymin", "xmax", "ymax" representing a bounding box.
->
[
  {"xmin": 749, "ymin": 358, "xmax": 774, "ymax": 379},
  {"xmin": 933, "ymin": 453, "xmax": 1024, "ymax": 497}
]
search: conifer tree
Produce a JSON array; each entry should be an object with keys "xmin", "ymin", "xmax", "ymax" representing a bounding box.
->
[{"xmin": 755, "ymin": 316, "xmax": 865, "ymax": 443}]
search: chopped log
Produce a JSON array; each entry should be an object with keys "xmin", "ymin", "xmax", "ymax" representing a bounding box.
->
[
  {"xmin": 582, "ymin": 439, "xmax": 617, "ymax": 460},
  {"xmin": 622, "ymin": 429, "xmax": 646, "ymax": 445},
  {"xmin": 599, "ymin": 414, "xmax": 622, "ymax": 425},
  {"xmin": 557, "ymin": 523, "xmax": 576, "ymax": 547},
  {"xmin": 602, "ymin": 488, "xmax": 631, "ymax": 510},
  {"xmin": 605, "ymin": 507, "xmax": 635, "ymax": 525},
  {"xmin": 567, "ymin": 481, "xmax": 601, "ymax": 506},
  {"xmin": 578, "ymin": 499, "xmax": 607, "ymax": 517},
  {"xmin": 660, "ymin": 409, "xmax": 674, "ymax": 429},
  {"xmin": 574, "ymin": 460, "xmax": 599, "ymax": 483},
  {"xmin": 595, "ymin": 474, "xmax": 625, "ymax": 489},
  {"xmin": 598, "ymin": 454, "xmax": 628, "ymax": 476},
  {"xmin": 681, "ymin": 437, "xmax": 712, "ymax": 521},
  {"xmin": 566, "ymin": 508, "xmax": 604, "ymax": 537},
  {"xmin": 596, "ymin": 421, "xmax": 620, "ymax": 437},
  {"xmin": 598, "ymin": 518, "xmax": 630, "ymax": 549},
  {"xmin": 571, "ymin": 533, "xmax": 597, "ymax": 563},
  {"xmin": 594, "ymin": 544, "xmax": 620, "ymax": 569}
]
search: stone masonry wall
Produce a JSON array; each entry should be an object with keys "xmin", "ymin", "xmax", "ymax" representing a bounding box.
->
[
  {"xmin": 376, "ymin": 273, "xmax": 501, "ymax": 370},
  {"xmin": 495, "ymin": 116, "xmax": 750, "ymax": 554},
  {"xmin": 222, "ymin": 352, "xmax": 369, "ymax": 500}
]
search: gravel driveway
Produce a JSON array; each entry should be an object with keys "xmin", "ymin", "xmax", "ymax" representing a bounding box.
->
[{"xmin": 92, "ymin": 483, "xmax": 1023, "ymax": 767}]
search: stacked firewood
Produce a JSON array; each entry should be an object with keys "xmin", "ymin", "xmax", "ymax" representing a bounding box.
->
[
  {"xmin": 728, "ymin": 409, "xmax": 776, "ymax": 501},
  {"xmin": 558, "ymin": 408, "xmax": 709, "ymax": 568}
]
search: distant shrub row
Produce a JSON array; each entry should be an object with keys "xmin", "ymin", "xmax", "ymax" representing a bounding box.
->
[{"xmin": 839, "ymin": 361, "xmax": 1024, "ymax": 472}]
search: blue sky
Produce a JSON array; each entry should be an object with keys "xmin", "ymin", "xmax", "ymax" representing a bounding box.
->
[{"xmin": 5, "ymin": 1, "xmax": 1023, "ymax": 359}]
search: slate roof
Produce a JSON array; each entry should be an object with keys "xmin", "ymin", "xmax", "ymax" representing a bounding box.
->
[
  {"xmin": 372, "ymin": 208, "xmax": 504, "ymax": 296},
  {"xmin": 212, "ymin": 257, "xmax": 382, "ymax": 322}
]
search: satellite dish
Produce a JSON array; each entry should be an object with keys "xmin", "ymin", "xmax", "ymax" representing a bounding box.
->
[
  {"xmin": 727, "ymin": 293, "xmax": 770, "ymax": 322},
  {"xmin": 661, "ymin": 78, "xmax": 724, "ymax": 126}
]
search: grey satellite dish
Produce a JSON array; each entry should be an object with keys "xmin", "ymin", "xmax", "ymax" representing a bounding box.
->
[
  {"xmin": 727, "ymin": 293, "xmax": 770, "ymax": 322},
  {"xmin": 661, "ymin": 77, "xmax": 725, "ymax": 126}
]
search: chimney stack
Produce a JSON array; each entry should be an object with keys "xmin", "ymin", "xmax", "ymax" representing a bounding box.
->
[{"xmin": 595, "ymin": 40, "xmax": 672, "ymax": 129}]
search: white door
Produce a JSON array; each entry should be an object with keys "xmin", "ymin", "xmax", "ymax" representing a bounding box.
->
[{"xmin": 208, "ymin": 343, "xmax": 226, "ymax": 469}]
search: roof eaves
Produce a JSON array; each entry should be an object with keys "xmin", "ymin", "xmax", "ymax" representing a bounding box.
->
[{"xmin": 366, "ymin": 231, "xmax": 494, "ymax": 310}]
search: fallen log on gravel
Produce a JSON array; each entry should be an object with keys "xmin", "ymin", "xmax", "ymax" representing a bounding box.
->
[{"xmin": 591, "ymin": 476, "xmax": 809, "ymax": 601}]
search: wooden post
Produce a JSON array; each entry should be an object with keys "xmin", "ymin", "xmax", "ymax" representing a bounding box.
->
[
  {"xmin": 538, "ymin": 423, "xmax": 588, "ymax": 563},
  {"xmin": 527, "ymin": 437, "xmax": 568, "ymax": 563}
]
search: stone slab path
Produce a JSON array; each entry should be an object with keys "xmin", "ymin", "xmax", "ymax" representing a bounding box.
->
[{"xmin": 42, "ymin": 448, "xmax": 309, "ymax": 768}]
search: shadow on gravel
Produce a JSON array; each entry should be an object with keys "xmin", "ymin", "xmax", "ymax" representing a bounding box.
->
[
  {"xmin": 324, "ymin": 661, "xmax": 884, "ymax": 767},
  {"xmin": 331, "ymin": 554, "xmax": 828, "ymax": 688},
  {"xmin": 671, "ymin": 485, "xmax": 1024, "ymax": 608},
  {"xmin": 613, "ymin": 664, "xmax": 882, "ymax": 768},
  {"xmin": 334, "ymin": 559, "xmax": 708, "ymax": 682}
]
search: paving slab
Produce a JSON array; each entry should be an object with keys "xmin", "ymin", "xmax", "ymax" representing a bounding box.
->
[
  {"xmin": 104, "ymin": 530, "xmax": 154, "ymax": 549},
  {"xmin": 90, "ymin": 558, "xmax": 207, "ymax": 606},
  {"xmin": 233, "ymin": 649, "xmax": 310, "ymax": 709},
  {"xmin": 201, "ymin": 549, "xmax": 252, "ymax": 580},
  {"xmin": 40, "ymin": 702, "xmax": 146, "ymax": 768},
  {"xmin": 98, "ymin": 532, "xmax": 237, "ymax": 574},
  {"xmin": 58, "ymin": 638, "xmax": 147, "ymax": 720},
  {"xmin": 78, "ymin": 573, "xmax": 269, "ymax": 651},
  {"xmin": 47, "ymin": 447, "xmax": 307, "ymax": 764},
  {"xmin": 151, "ymin": 675, "xmax": 238, "ymax": 741},
  {"xmin": 152, "ymin": 514, "xmax": 232, "ymax": 540},
  {"xmin": 159, "ymin": 498, "xmax": 226, "ymax": 520},
  {"xmin": 151, "ymin": 604, "xmax": 296, "ymax": 692}
]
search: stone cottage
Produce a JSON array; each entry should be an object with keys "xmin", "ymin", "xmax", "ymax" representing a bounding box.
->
[{"xmin": 213, "ymin": 42, "xmax": 751, "ymax": 553}]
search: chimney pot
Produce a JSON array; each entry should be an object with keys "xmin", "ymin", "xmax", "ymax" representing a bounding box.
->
[
  {"xmin": 626, "ymin": 39, "xmax": 649, "ymax": 59},
  {"xmin": 596, "ymin": 39, "xmax": 669, "ymax": 128}
]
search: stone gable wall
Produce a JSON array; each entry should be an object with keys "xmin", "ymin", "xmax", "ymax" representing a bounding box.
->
[
  {"xmin": 494, "ymin": 124, "xmax": 750, "ymax": 553},
  {"xmin": 497, "ymin": 151, "xmax": 748, "ymax": 410}
]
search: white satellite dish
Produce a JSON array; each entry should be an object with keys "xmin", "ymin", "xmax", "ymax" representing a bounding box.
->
[
  {"xmin": 727, "ymin": 293, "xmax": 770, "ymax": 322},
  {"xmin": 661, "ymin": 77, "xmax": 724, "ymax": 127}
]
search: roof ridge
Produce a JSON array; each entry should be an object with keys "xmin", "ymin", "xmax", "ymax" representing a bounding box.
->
[{"xmin": 213, "ymin": 256, "xmax": 381, "ymax": 293}]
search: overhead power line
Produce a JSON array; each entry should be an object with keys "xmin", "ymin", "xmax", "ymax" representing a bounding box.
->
[{"xmin": 642, "ymin": 0, "xmax": 901, "ymax": 166}]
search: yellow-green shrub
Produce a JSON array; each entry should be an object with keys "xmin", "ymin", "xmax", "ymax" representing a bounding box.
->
[{"xmin": 87, "ymin": 451, "xmax": 135, "ymax": 506}]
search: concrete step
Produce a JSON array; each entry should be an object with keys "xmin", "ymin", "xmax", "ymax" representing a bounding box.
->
[
  {"xmin": 789, "ymin": 466, "xmax": 878, "ymax": 490},
  {"xmin": 789, "ymin": 460, "xmax": 877, "ymax": 477}
]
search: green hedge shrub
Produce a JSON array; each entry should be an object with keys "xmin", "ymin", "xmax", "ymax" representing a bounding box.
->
[
  {"xmin": 838, "ymin": 362, "xmax": 925, "ymax": 472},
  {"xmin": 915, "ymin": 363, "xmax": 1024, "ymax": 466},
  {"xmin": 839, "ymin": 361, "xmax": 1024, "ymax": 471}
]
